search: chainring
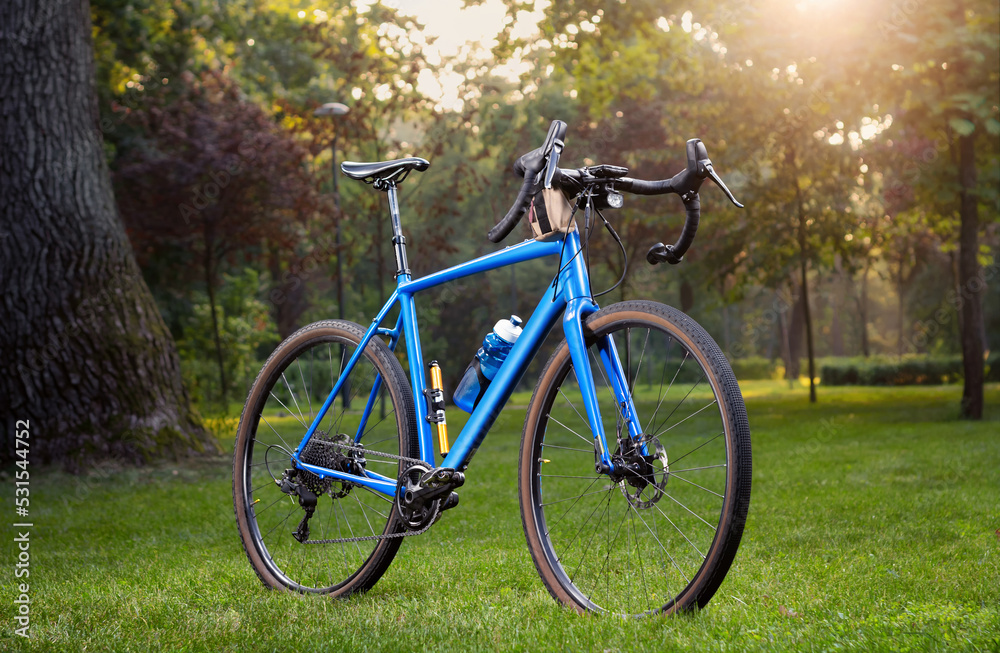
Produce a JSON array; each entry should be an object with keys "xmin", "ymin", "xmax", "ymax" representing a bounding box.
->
[{"xmin": 395, "ymin": 463, "xmax": 441, "ymax": 531}]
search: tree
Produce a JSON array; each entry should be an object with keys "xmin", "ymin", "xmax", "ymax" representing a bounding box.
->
[
  {"xmin": 874, "ymin": 0, "xmax": 1000, "ymax": 418},
  {"xmin": 114, "ymin": 70, "xmax": 317, "ymax": 406},
  {"xmin": 0, "ymin": 0, "xmax": 215, "ymax": 467}
]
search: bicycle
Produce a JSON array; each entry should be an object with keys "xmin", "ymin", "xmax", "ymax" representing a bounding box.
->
[{"xmin": 233, "ymin": 119, "xmax": 751, "ymax": 617}]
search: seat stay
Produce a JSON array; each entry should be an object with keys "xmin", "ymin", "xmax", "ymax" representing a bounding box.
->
[{"xmin": 292, "ymin": 288, "xmax": 402, "ymax": 459}]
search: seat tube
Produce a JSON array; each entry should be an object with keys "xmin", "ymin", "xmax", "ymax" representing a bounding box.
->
[{"xmin": 386, "ymin": 182, "xmax": 410, "ymax": 277}]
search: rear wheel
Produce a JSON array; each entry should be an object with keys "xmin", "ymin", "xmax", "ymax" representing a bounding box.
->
[
  {"xmin": 519, "ymin": 301, "xmax": 751, "ymax": 616},
  {"xmin": 233, "ymin": 320, "xmax": 417, "ymax": 595}
]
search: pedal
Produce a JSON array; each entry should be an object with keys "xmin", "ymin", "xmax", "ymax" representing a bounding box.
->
[
  {"xmin": 441, "ymin": 491, "xmax": 460, "ymax": 512},
  {"xmin": 420, "ymin": 467, "xmax": 465, "ymax": 488}
]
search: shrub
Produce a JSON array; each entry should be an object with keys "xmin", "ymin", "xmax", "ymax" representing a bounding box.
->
[
  {"xmin": 730, "ymin": 356, "xmax": 777, "ymax": 380},
  {"xmin": 820, "ymin": 355, "xmax": 966, "ymax": 386}
]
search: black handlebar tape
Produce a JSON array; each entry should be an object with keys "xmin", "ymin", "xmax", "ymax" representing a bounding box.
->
[
  {"xmin": 672, "ymin": 194, "xmax": 701, "ymax": 259},
  {"xmin": 618, "ymin": 177, "xmax": 674, "ymax": 196},
  {"xmin": 647, "ymin": 194, "xmax": 700, "ymax": 265},
  {"xmin": 488, "ymin": 171, "xmax": 538, "ymax": 243},
  {"xmin": 489, "ymin": 120, "xmax": 566, "ymax": 243}
]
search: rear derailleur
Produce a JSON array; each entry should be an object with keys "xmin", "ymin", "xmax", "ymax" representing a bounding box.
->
[
  {"xmin": 395, "ymin": 463, "xmax": 464, "ymax": 531},
  {"xmin": 275, "ymin": 469, "xmax": 319, "ymax": 543},
  {"xmin": 276, "ymin": 432, "xmax": 365, "ymax": 543}
]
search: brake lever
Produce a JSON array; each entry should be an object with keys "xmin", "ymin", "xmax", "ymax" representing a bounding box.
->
[
  {"xmin": 700, "ymin": 161, "xmax": 744, "ymax": 208},
  {"xmin": 543, "ymin": 139, "xmax": 564, "ymax": 189}
]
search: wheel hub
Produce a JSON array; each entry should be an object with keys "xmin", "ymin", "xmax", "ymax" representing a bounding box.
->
[
  {"xmin": 613, "ymin": 437, "xmax": 669, "ymax": 509},
  {"xmin": 299, "ymin": 431, "xmax": 365, "ymax": 499}
]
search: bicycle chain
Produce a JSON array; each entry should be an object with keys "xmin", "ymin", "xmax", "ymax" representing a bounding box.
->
[
  {"xmin": 308, "ymin": 437, "xmax": 425, "ymax": 467},
  {"xmin": 301, "ymin": 439, "xmax": 437, "ymax": 545},
  {"xmin": 303, "ymin": 505, "xmax": 439, "ymax": 545}
]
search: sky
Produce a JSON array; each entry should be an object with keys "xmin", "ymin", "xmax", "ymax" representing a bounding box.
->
[{"xmin": 357, "ymin": 0, "xmax": 546, "ymax": 110}]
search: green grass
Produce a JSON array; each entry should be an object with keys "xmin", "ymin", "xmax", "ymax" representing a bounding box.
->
[{"xmin": 3, "ymin": 382, "xmax": 999, "ymax": 651}]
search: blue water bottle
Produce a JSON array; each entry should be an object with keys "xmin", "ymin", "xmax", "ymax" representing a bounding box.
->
[{"xmin": 452, "ymin": 315, "xmax": 523, "ymax": 413}]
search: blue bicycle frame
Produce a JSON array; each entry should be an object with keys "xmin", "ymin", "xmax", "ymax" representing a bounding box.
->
[{"xmin": 289, "ymin": 184, "xmax": 643, "ymax": 497}]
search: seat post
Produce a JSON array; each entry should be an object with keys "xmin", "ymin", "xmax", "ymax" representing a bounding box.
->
[{"xmin": 385, "ymin": 181, "xmax": 410, "ymax": 278}]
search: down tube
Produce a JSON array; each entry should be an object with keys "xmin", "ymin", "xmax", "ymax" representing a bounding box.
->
[{"xmin": 441, "ymin": 283, "xmax": 566, "ymax": 470}]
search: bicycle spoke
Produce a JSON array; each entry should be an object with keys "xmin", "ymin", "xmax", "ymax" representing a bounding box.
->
[
  {"xmin": 645, "ymin": 348, "xmax": 684, "ymax": 435},
  {"xmin": 547, "ymin": 415, "xmax": 594, "ymax": 447},
  {"xmin": 653, "ymin": 399, "xmax": 718, "ymax": 438},
  {"xmin": 540, "ymin": 443, "xmax": 594, "ymax": 454},
  {"xmin": 355, "ymin": 495, "xmax": 389, "ymax": 520},
  {"xmin": 353, "ymin": 492, "xmax": 378, "ymax": 536},
  {"xmin": 587, "ymin": 492, "xmax": 629, "ymax": 596},
  {"xmin": 589, "ymin": 345, "xmax": 627, "ymax": 428},
  {"xmin": 650, "ymin": 371, "xmax": 705, "ymax": 439},
  {"xmin": 262, "ymin": 504, "xmax": 298, "ymax": 542},
  {"xmin": 541, "ymin": 475, "xmax": 603, "ymax": 531},
  {"xmin": 557, "ymin": 485, "xmax": 613, "ymax": 565},
  {"xmin": 540, "ymin": 486, "xmax": 609, "ymax": 507},
  {"xmin": 669, "ymin": 472, "xmax": 725, "ymax": 499},
  {"xmin": 667, "ymin": 432, "xmax": 724, "ymax": 467},
  {"xmin": 253, "ymin": 492, "xmax": 290, "ymax": 518},
  {"xmin": 664, "ymin": 493, "xmax": 718, "ymax": 532},
  {"xmin": 558, "ymin": 385, "xmax": 591, "ymax": 431},
  {"xmin": 268, "ymin": 391, "xmax": 308, "ymax": 430},
  {"xmin": 630, "ymin": 328, "xmax": 650, "ymax": 395},
  {"xmin": 359, "ymin": 485, "xmax": 394, "ymax": 504},
  {"xmin": 570, "ymin": 488, "xmax": 617, "ymax": 585},
  {"xmin": 671, "ymin": 464, "xmax": 727, "ymax": 473},
  {"xmin": 297, "ymin": 358, "xmax": 313, "ymax": 421},
  {"xmin": 260, "ymin": 416, "xmax": 296, "ymax": 453},
  {"xmin": 650, "ymin": 499, "xmax": 707, "ymax": 559},
  {"xmin": 282, "ymin": 372, "xmax": 308, "ymax": 427},
  {"xmin": 627, "ymin": 500, "xmax": 690, "ymax": 584}
]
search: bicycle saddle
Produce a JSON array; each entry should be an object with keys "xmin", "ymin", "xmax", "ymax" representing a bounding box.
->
[{"xmin": 341, "ymin": 157, "xmax": 430, "ymax": 185}]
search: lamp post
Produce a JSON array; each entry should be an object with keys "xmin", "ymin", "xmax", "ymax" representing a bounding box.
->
[{"xmin": 314, "ymin": 101, "xmax": 350, "ymax": 409}]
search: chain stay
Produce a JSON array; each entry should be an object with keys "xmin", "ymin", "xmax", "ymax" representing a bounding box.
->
[{"xmin": 301, "ymin": 439, "xmax": 436, "ymax": 545}]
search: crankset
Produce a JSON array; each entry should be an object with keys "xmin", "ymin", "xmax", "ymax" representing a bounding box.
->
[{"xmin": 396, "ymin": 463, "xmax": 464, "ymax": 531}]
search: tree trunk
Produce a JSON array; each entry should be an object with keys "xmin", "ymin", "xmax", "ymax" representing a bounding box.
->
[
  {"xmin": 896, "ymin": 260, "xmax": 906, "ymax": 357},
  {"xmin": 792, "ymin": 168, "xmax": 817, "ymax": 403},
  {"xmin": 268, "ymin": 242, "xmax": 309, "ymax": 340},
  {"xmin": 858, "ymin": 258, "xmax": 872, "ymax": 357},
  {"xmin": 957, "ymin": 132, "xmax": 984, "ymax": 419},
  {"xmin": 0, "ymin": 0, "xmax": 215, "ymax": 467},
  {"xmin": 203, "ymin": 226, "xmax": 228, "ymax": 408},
  {"xmin": 830, "ymin": 256, "xmax": 845, "ymax": 357},
  {"xmin": 679, "ymin": 279, "xmax": 694, "ymax": 313},
  {"xmin": 720, "ymin": 280, "xmax": 732, "ymax": 353}
]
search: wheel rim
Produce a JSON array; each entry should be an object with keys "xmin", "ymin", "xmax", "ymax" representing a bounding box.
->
[
  {"xmin": 528, "ymin": 319, "xmax": 735, "ymax": 616},
  {"xmin": 237, "ymin": 334, "xmax": 405, "ymax": 593}
]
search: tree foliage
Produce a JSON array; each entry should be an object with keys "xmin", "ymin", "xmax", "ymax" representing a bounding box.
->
[{"xmin": 84, "ymin": 0, "xmax": 999, "ymax": 421}]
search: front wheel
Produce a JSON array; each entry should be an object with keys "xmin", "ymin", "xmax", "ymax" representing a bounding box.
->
[{"xmin": 519, "ymin": 301, "xmax": 751, "ymax": 616}]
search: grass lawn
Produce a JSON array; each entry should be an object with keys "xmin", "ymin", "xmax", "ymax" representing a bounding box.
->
[{"xmin": 2, "ymin": 382, "xmax": 998, "ymax": 651}]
